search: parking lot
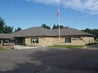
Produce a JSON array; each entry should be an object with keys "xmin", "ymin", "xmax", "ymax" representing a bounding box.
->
[
  {"xmin": 0, "ymin": 47, "xmax": 98, "ymax": 73},
  {"xmin": 89, "ymin": 44, "xmax": 98, "ymax": 49}
]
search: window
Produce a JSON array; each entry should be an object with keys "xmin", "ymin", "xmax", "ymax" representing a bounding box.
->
[
  {"xmin": 65, "ymin": 37, "xmax": 71, "ymax": 43},
  {"xmin": 31, "ymin": 38, "xmax": 39, "ymax": 43},
  {"xmin": 3, "ymin": 40, "xmax": 9, "ymax": 43}
]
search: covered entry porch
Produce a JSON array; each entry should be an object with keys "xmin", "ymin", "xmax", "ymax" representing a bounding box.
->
[
  {"xmin": 0, "ymin": 34, "xmax": 14, "ymax": 46},
  {"xmin": 0, "ymin": 39, "xmax": 14, "ymax": 46}
]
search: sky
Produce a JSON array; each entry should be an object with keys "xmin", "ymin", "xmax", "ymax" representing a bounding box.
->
[{"xmin": 0, "ymin": 0, "xmax": 98, "ymax": 30}]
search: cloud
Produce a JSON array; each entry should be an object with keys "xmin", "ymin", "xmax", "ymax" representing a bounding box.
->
[{"xmin": 26, "ymin": 0, "xmax": 98, "ymax": 14}]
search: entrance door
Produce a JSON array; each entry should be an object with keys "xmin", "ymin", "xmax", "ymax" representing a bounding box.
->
[{"xmin": 15, "ymin": 37, "xmax": 25, "ymax": 45}]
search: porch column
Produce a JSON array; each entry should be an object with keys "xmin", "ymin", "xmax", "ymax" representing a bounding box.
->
[{"xmin": 0, "ymin": 40, "xmax": 3, "ymax": 46}]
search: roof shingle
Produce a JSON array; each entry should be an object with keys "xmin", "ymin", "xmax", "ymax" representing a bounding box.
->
[
  {"xmin": 12, "ymin": 27, "xmax": 94, "ymax": 37},
  {"xmin": 0, "ymin": 33, "xmax": 14, "ymax": 39},
  {"xmin": 50, "ymin": 27, "xmax": 94, "ymax": 36}
]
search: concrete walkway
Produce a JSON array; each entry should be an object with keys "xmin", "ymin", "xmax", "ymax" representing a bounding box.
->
[{"xmin": 14, "ymin": 45, "xmax": 40, "ymax": 49}]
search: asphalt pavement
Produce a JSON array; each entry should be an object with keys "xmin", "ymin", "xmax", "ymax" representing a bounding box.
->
[{"xmin": 0, "ymin": 47, "xmax": 98, "ymax": 73}]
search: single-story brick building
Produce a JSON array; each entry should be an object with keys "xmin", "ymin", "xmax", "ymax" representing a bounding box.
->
[
  {"xmin": 0, "ymin": 27, "xmax": 95, "ymax": 47},
  {"xmin": 13, "ymin": 27, "xmax": 95, "ymax": 47}
]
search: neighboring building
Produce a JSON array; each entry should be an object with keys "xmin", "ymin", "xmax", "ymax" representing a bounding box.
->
[
  {"xmin": 12, "ymin": 27, "xmax": 95, "ymax": 47},
  {"xmin": 0, "ymin": 33, "xmax": 14, "ymax": 46}
]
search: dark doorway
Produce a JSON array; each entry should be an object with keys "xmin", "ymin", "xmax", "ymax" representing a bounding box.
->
[{"xmin": 15, "ymin": 37, "xmax": 25, "ymax": 45}]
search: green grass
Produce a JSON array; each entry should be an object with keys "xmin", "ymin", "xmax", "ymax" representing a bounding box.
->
[
  {"xmin": 49, "ymin": 45, "xmax": 86, "ymax": 49},
  {"xmin": 95, "ymin": 39, "xmax": 98, "ymax": 44},
  {"xmin": 0, "ymin": 48, "xmax": 7, "ymax": 50}
]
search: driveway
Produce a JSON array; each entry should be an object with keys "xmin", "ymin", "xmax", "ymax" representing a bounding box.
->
[
  {"xmin": 89, "ymin": 44, "xmax": 98, "ymax": 49},
  {"xmin": 0, "ymin": 48, "xmax": 98, "ymax": 73}
]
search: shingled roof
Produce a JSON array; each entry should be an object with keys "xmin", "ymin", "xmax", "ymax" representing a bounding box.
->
[
  {"xmin": 13, "ymin": 27, "xmax": 52, "ymax": 37},
  {"xmin": 13, "ymin": 27, "xmax": 94, "ymax": 37},
  {"xmin": 51, "ymin": 27, "xmax": 94, "ymax": 36},
  {"xmin": 0, "ymin": 33, "xmax": 14, "ymax": 39}
]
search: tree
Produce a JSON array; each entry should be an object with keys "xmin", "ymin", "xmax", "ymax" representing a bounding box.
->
[
  {"xmin": 52, "ymin": 24, "xmax": 56, "ymax": 29},
  {"xmin": 0, "ymin": 17, "xmax": 5, "ymax": 33},
  {"xmin": 82, "ymin": 28, "xmax": 98, "ymax": 38},
  {"xmin": 3, "ymin": 25, "xmax": 13, "ymax": 33},
  {"xmin": 52, "ymin": 24, "xmax": 64, "ymax": 29},
  {"xmin": 15, "ymin": 27, "xmax": 22, "ymax": 32},
  {"xmin": 0, "ymin": 17, "xmax": 13, "ymax": 33},
  {"xmin": 83, "ymin": 28, "xmax": 90, "ymax": 33},
  {"xmin": 41, "ymin": 24, "xmax": 50, "ymax": 29}
]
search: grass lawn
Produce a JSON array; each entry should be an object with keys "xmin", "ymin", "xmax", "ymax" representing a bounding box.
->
[
  {"xmin": 95, "ymin": 39, "xmax": 98, "ymax": 44},
  {"xmin": 49, "ymin": 45, "xmax": 87, "ymax": 49},
  {"xmin": 0, "ymin": 48, "xmax": 7, "ymax": 50}
]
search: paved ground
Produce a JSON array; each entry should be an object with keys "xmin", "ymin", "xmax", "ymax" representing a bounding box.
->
[
  {"xmin": 89, "ymin": 44, "xmax": 98, "ymax": 49},
  {"xmin": 0, "ymin": 47, "xmax": 98, "ymax": 73}
]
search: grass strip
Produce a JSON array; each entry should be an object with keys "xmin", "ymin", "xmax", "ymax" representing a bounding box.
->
[{"xmin": 49, "ymin": 45, "xmax": 86, "ymax": 49}]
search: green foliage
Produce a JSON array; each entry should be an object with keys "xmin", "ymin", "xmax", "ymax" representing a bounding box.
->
[
  {"xmin": 82, "ymin": 28, "xmax": 98, "ymax": 38},
  {"xmin": 49, "ymin": 45, "xmax": 86, "ymax": 49},
  {"xmin": 95, "ymin": 39, "xmax": 98, "ymax": 43},
  {"xmin": 0, "ymin": 17, "xmax": 13, "ymax": 33},
  {"xmin": 15, "ymin": 27, "xmax": 22, "ymax": 32},
  {"xmin": 41, "ymin": 24, "xmax": 50, "ymax": 29},
  {"xmin": 52, "ymin": 24, "xmax": 64, "ymax": 29},
  {"xmin": 41, "ymin": 24, "xmax": 65, "ymax": 29},
  {"xmin": 0, "ymin": 17, "xmax": 5, "ymax": 33},
  {"xmin": 3, "ymin": 25, "xmax": 13, "ymax": 33},
  {"xmin": 0, "ymin": 48, "xmax": 7, "ymax": 50}
]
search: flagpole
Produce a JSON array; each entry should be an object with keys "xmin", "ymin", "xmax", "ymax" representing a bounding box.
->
[{"xmin": 57, "ymin": 1, "xmax": 60, "ymax": 41}]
